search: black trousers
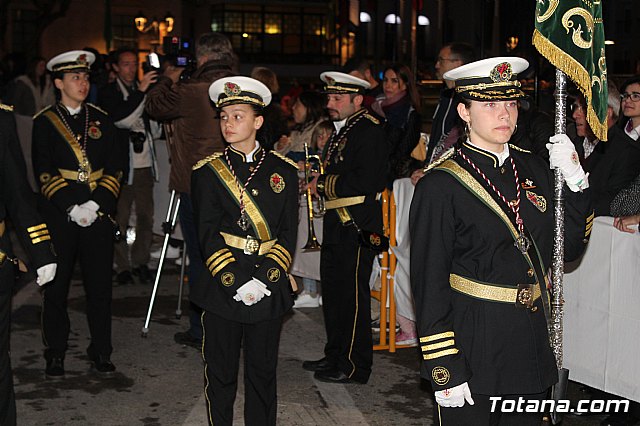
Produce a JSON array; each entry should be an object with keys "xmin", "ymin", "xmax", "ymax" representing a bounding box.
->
[
  {"xmin": 0, "ymin": 235, "xmax": 16, "ymax": 426},
  {"xmin": 41, "ymin": 210, "xmax": 114, "ymax": 359},
  {"xmin": 320, "ymin": 242, "xmax": 375, "ymax": 384},
  {"xmin": 437, "ymin": 391, "xmax": 548, "ymax": 426},
  {"xmin": 202, "ymin": 311, "xmax": 283, "ymax": 426}
]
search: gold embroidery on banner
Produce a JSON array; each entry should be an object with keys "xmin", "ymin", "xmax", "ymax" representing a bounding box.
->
[
  {"xmin": 536, "ymin": 0, "xmax": 559, "ymax": 23},
  {"xmin": 562, "ymin": 7, "xmax": 595, "ymax": 50}
]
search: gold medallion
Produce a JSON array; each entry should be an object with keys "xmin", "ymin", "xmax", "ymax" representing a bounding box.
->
[
  {"xmin": 270, "ymin": 173, "xmax": 285, "ymax": 193},
  {"xmin": 267, "ymin": 268, "xmax": 280, "ymax": 282},
  {"xmin": 221, "ymin": 272, "xmax": 235, "ymax": 287},
  {"xmin": 432, "ymin": 366, "xmax": 451, "ymax": 386}
]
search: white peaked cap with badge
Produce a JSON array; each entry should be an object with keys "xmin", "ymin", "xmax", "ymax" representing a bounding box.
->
[
  {"xmin": 443, "ymin": 56, "xmax": 529, "ymax": 101},
  {"xmin": 46, "ymin": 50, "xmax": 96, "ymax": 73},
  {"xmin": 209, "ymin": 76, "xmax": 272, "ymax": 108},
  {"xmin": 320, "ymin": 71, "xmax": 370, "ymax": 94}
]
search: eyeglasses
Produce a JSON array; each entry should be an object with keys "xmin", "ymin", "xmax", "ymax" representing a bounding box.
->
[
  {"xmin": 620, "ymin": 92, "xmax": 640, "ymax": 102},
  {"xmin": 436, "ymin": 56, "xmax": 460, "ymax": 64}
]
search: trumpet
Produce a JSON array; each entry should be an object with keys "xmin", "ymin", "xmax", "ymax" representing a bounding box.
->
[{"xmin": 302, "ymin": 142, "xmax": 324, "ymax": 251}]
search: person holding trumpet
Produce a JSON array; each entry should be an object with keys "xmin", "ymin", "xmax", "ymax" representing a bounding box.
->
[{"xmin": 191, "ymin": 76, "xmax": 299, "ymax": 425}]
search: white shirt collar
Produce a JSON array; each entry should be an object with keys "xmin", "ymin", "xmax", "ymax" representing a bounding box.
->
[
  {"xmin": 63, "ymin": 104, "xmax": 82, "ymax": 115},
  {"xmin": 245, "ymin": 140, "xmax": 261, "ymax": 162},
  {"xmin": 333, "ymin": 118, "xmax": 347, "ymax": 133},
  {"xmin": 625, "ymin": 120, "xmax": 640, "ymax": 141}
]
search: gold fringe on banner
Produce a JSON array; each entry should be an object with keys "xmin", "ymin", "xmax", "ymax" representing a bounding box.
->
[{"xmin": 532, "ymin": 29, "xmax": 608, "ymax": 142}]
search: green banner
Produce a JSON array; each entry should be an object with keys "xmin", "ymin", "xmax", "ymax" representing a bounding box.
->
[{"xmin": 533, "ymin": 0, "xmax": 608, "ymax": 141}]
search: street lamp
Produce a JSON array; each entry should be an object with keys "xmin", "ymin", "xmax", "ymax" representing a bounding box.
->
[{"xmin": 134, "ymin": 11, "xmax": 174, "ymax": 35}]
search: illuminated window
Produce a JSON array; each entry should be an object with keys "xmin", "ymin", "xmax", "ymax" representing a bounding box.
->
[
  {"xmin": 225, "ymin": 12, "xmax": 242, "ymax": 32},
  {"xmin": 244, "ymin": 13, "xmax": 262, "ymax": 33},
  {"xmin": 265, "ymin": 14, "xmax": 281, "ymax": 34}
]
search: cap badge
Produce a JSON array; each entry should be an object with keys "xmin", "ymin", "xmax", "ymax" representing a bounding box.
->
[
  {"xmin": 489, "ymin": 62, "xmax": 513, "ymax": 83},
  {"xmin": 77, "ymin": 54, "xmax": 88, "ymax": 65},
  {"xmin": 325, "ymin": 76, "xmax": 335, "ymax": 85},
  {"xmin": 224, "ymin": 82, "xmax": 241, "ymax": 97}
]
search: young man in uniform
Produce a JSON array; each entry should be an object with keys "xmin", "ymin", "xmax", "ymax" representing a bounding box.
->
[
  {"xmin": 32, "ymin": 50, "xmax": 125, "ymax": 378},
  {"xmin": 303, "ymin": 72, "xmax": 388, "ymax": 384},
  {"xmin": 191, "ymin": 76, "xmax": 298, "ymax": 425},
  {"xmin": 1, "ymin": 104, "xmax": 57, "ymax": 426}
]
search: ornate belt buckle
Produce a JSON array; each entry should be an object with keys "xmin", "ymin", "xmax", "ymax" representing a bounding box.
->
[
  {"xmin": 515, "ymin": 284, "xmax": 535, "ymax": 310},
  {"xmin": 244, "ymin": 235, "xmax": 260, "ymax": 255}
]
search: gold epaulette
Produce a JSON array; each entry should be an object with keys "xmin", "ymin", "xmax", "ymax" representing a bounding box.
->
[
  {"xmin": 363, "ymin": 113, "xmax": 380, "ymax": 125},
  {"xmin": 270, "ymin": 151, "xmax": 299, "ymax": 170},
  {"xmin": 33, "ymin": 105, "xmax": 52, "ymax": 119},
  {"xmin": 509, "ymin": 144, "xmax": 532, "ymax": 154},
  {"xmin": 193, "ymin": 152, "xmax": 223, "ymax": 170},
  {"xmin": 0, "ymin": 103, "xmax": 13, "ymax": 112},
  {"xmin": 87, "ymin": 103, "xmax": 108, "ymax": 116},
  {"xmin": 424, "ymin": 147, "xmax": 456, "ymax": 173}
]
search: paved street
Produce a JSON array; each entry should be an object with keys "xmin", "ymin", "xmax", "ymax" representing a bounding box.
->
[{"xmin": 8, "ymin": 243, "xmax": 625, "ymax": 426}]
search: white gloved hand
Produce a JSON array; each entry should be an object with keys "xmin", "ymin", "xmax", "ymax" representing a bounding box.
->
[
  {"xmin": 434, "ymin": 382, "xmax": 475, "ymax": 408},
  {"xmin": 68, "ymin": 205, "xmax": 91, "ymax": 227},
  {"xmin": 546, "ymin": 134, "xmax": 589, "ymax": 192},
  {"xmin": 80, "ymin": 200, "xmax": 100, "ymax": 212},
  {"xmin": 233, "ymin": 279, "xmax": 271, "ymax": 306},
  {"xmin": 79, "ymin": 200, "xmax": 99, "ymax": 225},
  {"xmin": 36, "ymin": 263, "xmax": 57, "ymax": 286}
]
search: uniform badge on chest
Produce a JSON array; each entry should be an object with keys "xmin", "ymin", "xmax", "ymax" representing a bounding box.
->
[
  {"xmin": 88, "ymin": 121, "xmax": 102, "ymax": 139},
  {"xmin": 270, "ymin": 173, "xmax": 285, "ymax": 193},
  {"xmin": 526, "ymin": 190, "xmax": 547, "ymax": 212}
]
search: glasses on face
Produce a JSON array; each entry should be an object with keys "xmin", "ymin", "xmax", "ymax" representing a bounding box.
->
[
  {"xmin": 620, "ymin": 92, "xmax": 640, "ymax": 102},
  {"xmin": 436, "ymin": 56, "xmax": 460, "ymax": 64},
  {"xmin": 570, "ymin": 103, "xmax": 585, "ymax": 113}
]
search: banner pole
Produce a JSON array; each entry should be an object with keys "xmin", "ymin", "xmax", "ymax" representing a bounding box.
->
[{"xmin": 549, "ymin": 69, "xmax": 569, "ymax": 425}]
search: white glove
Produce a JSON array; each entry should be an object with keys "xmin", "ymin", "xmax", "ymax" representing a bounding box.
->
[
  {"xmin": 546, "ymin": 134, "xmax": 589, "ymax": 192},
  {"xmin": 233, "ymin": 279, "xmax": 272, "ymax": 306},
  {"xmin": 79, "ymin": 200, "xmax": 100, "ymax": 212},
  {"xmin": 36, "ymin": 263, "xmax": 57, "ymax": 286},
  {"xmin": 68, "ymin": 205, "xmax": 97, "ymax": 227},
  {"xmin": 79, "ymin": 200, "xmax": 99, "ymax": 225},
  {"xmin": 434, "ymin": 382, "xmax": 475, "ymax": 408}
]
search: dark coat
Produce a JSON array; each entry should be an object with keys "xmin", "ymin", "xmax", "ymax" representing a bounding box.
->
[
  {"xmin": 317, "ymin": 108, "xmax": 388, "ymax": 245},
  {"xmin": 583, "ymin": 125, "xmax": 640, "ymax": 216},
  {"xmin": 410, "ymin": 141, "xmax": 593, "ymax": 395},
  {"xmin": 190, "ymin": 147, "xmax": 298, "ymax": 323},
  {"xmin": 0, "ymin": 107, "xmax": 55, "ymax": 268},
  {"xmin": 32, "ymin": 103, "xmax": 125, "ymax": 217}
]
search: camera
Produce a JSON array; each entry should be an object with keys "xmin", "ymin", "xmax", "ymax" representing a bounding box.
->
[
  {"xmin": 129, "ymin": 131, "xmax": 146, "ymax": 153},
  {"xmin": 142, "ymin": 53, "xmax": 161, "ymax": 74}
]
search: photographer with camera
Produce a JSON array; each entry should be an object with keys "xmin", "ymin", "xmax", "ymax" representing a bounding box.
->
[
  {"xmin": 99, "ymin": 47, "xmax": 161, "ymax": 285},
  {"xmin": 145, "ymin": 32, "xmax": 235, "ymax": 348}
]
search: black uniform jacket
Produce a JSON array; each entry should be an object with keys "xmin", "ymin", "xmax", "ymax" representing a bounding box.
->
[
  {"xmin": 191, "ymin": 146, "xmax": 298, "ymax": 323},
  {"xmin": 582, "ymin": 125, "xmax": 640, "ymax": 216},
  {"xmin": 317, "ymin": 108, "xmax": 388, "ymax": 245},
  {"xmin": 410, "ymin": 141, "xmax": 593, "ymax": 396},
  {"xmin": 0, "ymin": 108, "xmax": 55, "ymax": 268},
  {"xmin": 32, "ymin": 103, "xmax": 124, "ymax": 216}
]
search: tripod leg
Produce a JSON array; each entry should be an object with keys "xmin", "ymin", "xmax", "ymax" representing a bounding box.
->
[
  {"xmin": 175, "ymin": 246, "xmax": 187, "ymax": 319},
  {"xmin": 141, "ymin": 191, "xmax": 181, "ymax": 337}
]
